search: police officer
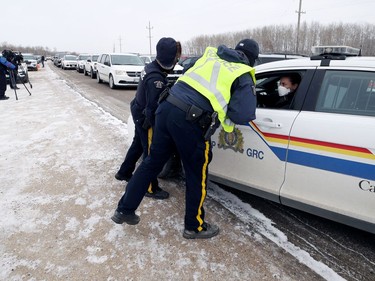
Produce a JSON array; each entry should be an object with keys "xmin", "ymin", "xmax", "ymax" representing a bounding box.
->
[
  {"xmin": 112, "ymin": 39, "xmax": 259, "ymax": 239},
  {"xmin": 0, "ymin": 50, "xmax": 16, "ymax": 100},
  {"xmin": 115, "ymin": 37, "xmax": 181, "ymax": 200}
]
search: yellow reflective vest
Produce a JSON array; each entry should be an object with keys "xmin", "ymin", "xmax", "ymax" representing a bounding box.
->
[{"xmin": 178, "ymin": 47, "xmax": 256, "ymax": 132}]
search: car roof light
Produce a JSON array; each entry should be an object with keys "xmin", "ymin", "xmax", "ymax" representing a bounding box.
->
[{"xmin": 311, "ymin": 45, "xmax": 360, "ymax": 56}]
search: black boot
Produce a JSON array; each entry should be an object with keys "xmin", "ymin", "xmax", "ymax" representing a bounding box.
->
[{"xmin": 0, "ymin": 95, "xmax": 9, "ymax": 100}]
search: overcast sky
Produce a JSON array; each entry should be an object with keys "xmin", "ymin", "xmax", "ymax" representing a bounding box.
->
[{"xmin": 2, "ymin": 0, "xmax": 374, "ymax": 55}]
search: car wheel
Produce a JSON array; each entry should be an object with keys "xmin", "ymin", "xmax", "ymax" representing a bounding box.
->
[
  {"xmin": 23, "ymin": 73, "xmax": 29, "ymax": 83},
  {"xmin": 109, "ymin": 74, "xmax": 116, "ymax": 89},
  {"xmin": 97, "ymin": 72, "xmax": 102, "ymax": 83},
  {"xmin": 91, "ymin": 68, "xmax": 96, "ymax": 79}
]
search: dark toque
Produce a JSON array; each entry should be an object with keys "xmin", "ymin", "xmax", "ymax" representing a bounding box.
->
[
  {"xmin": 235, "ymin": 39, "xmax": 259, "ymax": 67},
  {"xmin": 156, "ymin": 37, "xmax": 181, "ymax": 70}
]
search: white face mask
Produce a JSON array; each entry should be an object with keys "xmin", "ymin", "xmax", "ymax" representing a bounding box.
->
[{"xmin": 278, "ymin": 85, "xmax": 291, "ymax": 97}]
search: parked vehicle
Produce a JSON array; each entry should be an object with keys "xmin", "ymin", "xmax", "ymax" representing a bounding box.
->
[
  {"xmin": 255, "ymin": 53, "xmax": 307, "ymax": 66},
  {"xmin": 61, "ymin": 55, "xmax": 78, "ymax": 70},
  {"xmin": 140, "ymin": 54, "xmax": 183, "ymax": 84},
  {"xmin": 22, "ymin": 53, "xmax": 38, "ymax": 71},
  {"xmin": 178, "ymin": 56, "xmax": 200, "ymax": 69},
  {"xmin": 83, "ymin": 54, "xmax": 99, "ymax": 79},
  {"xmin": 208, "ymin": 46, "xmax": 375, "ymax": 234},
  {"xmin": 96, "ymin": 53, "xmax": 144, "ymax": 89},
  {"xmin": 53, "ymin": 53, "xmax": 66, "ymax": 67},
  {"xmin": 140, "ymin": 55, "xmax": 155, "ymax": 64},
  {"xmin": 76, "ymin": 54, "xmax": 91, "ymax": 73}
]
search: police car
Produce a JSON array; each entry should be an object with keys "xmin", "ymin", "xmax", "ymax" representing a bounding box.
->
[{"xmin": 209, "ymin": 46, "xmax": 375, "ymax": 234}]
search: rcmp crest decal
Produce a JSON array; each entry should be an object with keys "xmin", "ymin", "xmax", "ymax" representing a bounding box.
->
[{"xmin": 218, "ymin": 127, "xmax": 244, "ymax": 153}]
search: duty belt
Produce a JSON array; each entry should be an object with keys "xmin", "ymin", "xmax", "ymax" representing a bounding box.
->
[
  {"xmin": 166, "ymin": 94, "xmax": 205, "ymax": 121},
  {"xmin": 166, "ymin": 94, "xmax": 191, "ymax": 113}
]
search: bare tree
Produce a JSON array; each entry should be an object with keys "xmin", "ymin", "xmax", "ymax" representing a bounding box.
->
[{"xmin": 184, "ymin": 22, "xmax": 375, "ymax": 56}]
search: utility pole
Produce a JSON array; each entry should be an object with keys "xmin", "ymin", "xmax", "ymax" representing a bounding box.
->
[
  {"xmin": 146, "ymin": 21, "xmax": 153, "ymax": 56},
  {"xmin": 295, "ymin": 0, "xmax": 306, "ymax": 53},
  {"xmin": 118, "ymin": 35, "xmax": 122, "ymax": 53}
]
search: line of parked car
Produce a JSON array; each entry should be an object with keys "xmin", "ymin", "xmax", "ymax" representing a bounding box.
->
[{"xmin": 51, "ymin": 52, "xmax": 185, "ymax": 89}]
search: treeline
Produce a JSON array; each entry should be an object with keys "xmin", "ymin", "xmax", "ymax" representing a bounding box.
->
[
  {"xmin": 2, "ymin": 22, "xmax": 375, "ymax": 57},
  {"xmin": 0, "ymin": 44, "xmax": 57, "ymax": 56},
  {"xmin": 183, "ymin": 22, "xmax": 375, "ymax": 56}
]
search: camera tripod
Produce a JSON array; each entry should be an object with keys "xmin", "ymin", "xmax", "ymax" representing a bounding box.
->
[{"xmin": 9, "ymin": 66, "xmax": 32, "ymax": 100}]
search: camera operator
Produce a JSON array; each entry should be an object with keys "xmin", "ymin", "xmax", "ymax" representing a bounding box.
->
[{"xmin": 0, "ymin": 50, "xmax": 16, "ymax": 100}]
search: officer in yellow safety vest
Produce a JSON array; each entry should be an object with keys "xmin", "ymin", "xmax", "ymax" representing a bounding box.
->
[{"xmin": 112, "ymin": 39, "xmax": 259, "ymax": 239}]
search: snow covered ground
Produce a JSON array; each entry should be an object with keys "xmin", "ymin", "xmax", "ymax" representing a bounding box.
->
[{"xmin": 0, "ymin": 66, "xmax": 345, "ymax": 280}]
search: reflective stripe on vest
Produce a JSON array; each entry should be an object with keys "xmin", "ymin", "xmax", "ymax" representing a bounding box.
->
[{"xmin": 178, "ymin": 47, "xmax": 256, "ymax": 132}]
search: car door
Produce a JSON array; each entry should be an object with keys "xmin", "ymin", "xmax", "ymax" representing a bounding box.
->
[
  {"xmin": 101, "ymin": 55, "xmax": 111, "ymax": 82},
  {"xmin": 209, "ymin": 69, "xmax": 313, "ymax": 202},
  {"xmin": 280, "ymin": 68, "xmax": 375, "ymax": 232},
  {"xmin": 97, "ymin": 54, "xmax": 108, "ymax": 81}
]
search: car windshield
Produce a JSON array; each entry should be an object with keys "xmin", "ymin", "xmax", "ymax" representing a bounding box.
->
[
  {"xmin": 111, "ymin": 55, "xmax": 144, "ymax": 66},
  {"xmin": 65, "ymin": 55, "xmax": 77, "ymax": 60},
  {"xmin": 23, "ymin": 54, "xmax": 35, "ymax": 60},
  {"xmin": 92, "ymin": 55, "xmax": 99, "ymax": 61},
  {"xmin": 79, "ymin": 55, "xmax": 90, "ymax": 60},
  {"xmin": 141, "ymin": 56, "xmax": 156, "ymax": 64}
]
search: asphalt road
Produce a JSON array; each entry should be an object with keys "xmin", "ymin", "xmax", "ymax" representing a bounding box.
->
[{"xmin": 49, "ymin": 61, "xmax": 375, "ymax": 281}]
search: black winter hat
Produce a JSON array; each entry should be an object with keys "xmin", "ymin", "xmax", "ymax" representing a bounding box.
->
[
  {"xmin": 235, "ymin": 39, "xmax": 259, "ymax": 67},
  {"xmin": 156, "ymin": 37, "xmax": 181, "ymax": 70}
]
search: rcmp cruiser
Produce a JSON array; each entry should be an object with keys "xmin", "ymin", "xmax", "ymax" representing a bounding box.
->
[{"xmin": 209, "ymin": 46, "xmax": 375, "ymax": 234}]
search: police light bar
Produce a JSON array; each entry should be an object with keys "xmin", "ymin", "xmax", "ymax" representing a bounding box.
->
[{"xmin": 311, "ymin": 46, "xmax": 360, "ymax": 56}]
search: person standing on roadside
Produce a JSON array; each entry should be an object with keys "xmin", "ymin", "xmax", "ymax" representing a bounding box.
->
[
  {"xmin": 0, "ymin": 50, "xmax": 16, "ymax": 100},
  {"xmin": 41, "ymin": 55, "xmax": 45, "ymax": 68},
  {"xmin": 114, "ymin": 37, "xmax": 181, "ymax": 200},
  {"xmin": 112, "ymin": 39, "xmax": 259, "ymax": 239}
]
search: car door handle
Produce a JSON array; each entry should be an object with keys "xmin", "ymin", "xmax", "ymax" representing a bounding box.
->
[{"xmin": 254, "ymin": 120, "xmax": 283, "ymax": 128}]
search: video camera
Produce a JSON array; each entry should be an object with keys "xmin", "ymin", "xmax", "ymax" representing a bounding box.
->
[{"xmin": 2, "ymin": 49, "xmax": 23, "ymax": 66}]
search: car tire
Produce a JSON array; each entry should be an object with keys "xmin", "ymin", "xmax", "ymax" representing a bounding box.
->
[
  {"xmin": 109, "ymin": 74, "xmax": 116, "ymax": 89},
  {"xmin": 97, "ymin": 72, "xmax": 102, "ymax": 83},
  {"xmin": 22, "ymin": 73, "xmax": 29, "ymax": 83},
  {"xmin": 90, "ymin": 68, "xmax": 96, "ymax": 79}
]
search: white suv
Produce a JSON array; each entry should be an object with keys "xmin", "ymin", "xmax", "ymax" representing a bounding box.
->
[
  {"xmin": 96, "ymin": 53, "xmax": 144, "ymax": 89},
  {"xmin": 76, "ymin": 54, "xmax": 90, "ymax": 73},
  {"xmin": 84, "ymin": 54, "xmax": 99, "ymax": 79},
  {"xmin": 209, "ymin": 46, "xmax": 375, "ymax": 234}
]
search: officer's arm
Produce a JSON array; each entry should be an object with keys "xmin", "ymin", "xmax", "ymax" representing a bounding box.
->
[
  {"xmin": 227, "ymin": 74, "xmax": 257, "ymax": 124},
  {"xmin": 144, "ymin": 77, "xmax": 166, "ymax": 126}
]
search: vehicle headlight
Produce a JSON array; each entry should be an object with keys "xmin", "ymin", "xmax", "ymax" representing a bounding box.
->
[{"xmin": 115, "ymin": 70, "xmax": 127, "ymax": 75}]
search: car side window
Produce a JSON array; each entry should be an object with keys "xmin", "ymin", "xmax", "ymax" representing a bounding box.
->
[
  {"xmin": 99, "ymin": 54, "xmax": 106, "ymax": 64},
  {"xmin": 315, "ymin": 70, "xmax": 375, "ymax": 116},
  {"xmin": 256, "ymin": 71, "xmax": 304, "ymax": 110},
  {"xmin": 104, "ymin": 55, "xmax": 110, "ymax": 66}
]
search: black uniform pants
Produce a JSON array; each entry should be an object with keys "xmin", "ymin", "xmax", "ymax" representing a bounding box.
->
[
  {"xmin": 0, "ymin": 71, "xmax": 6, "ymax": 97},
  {"xmin": 117, "ymin": 101, "xmax": 212, "ymax": 231},
  {"xmin": 117, "ymin": 126, "xmax": 143, "ymax": 180}
]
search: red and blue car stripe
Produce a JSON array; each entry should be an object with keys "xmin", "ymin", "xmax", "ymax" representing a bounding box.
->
[{"xmin": 250, "ymin": 123, "xmax": 375, "ymax": 181}]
